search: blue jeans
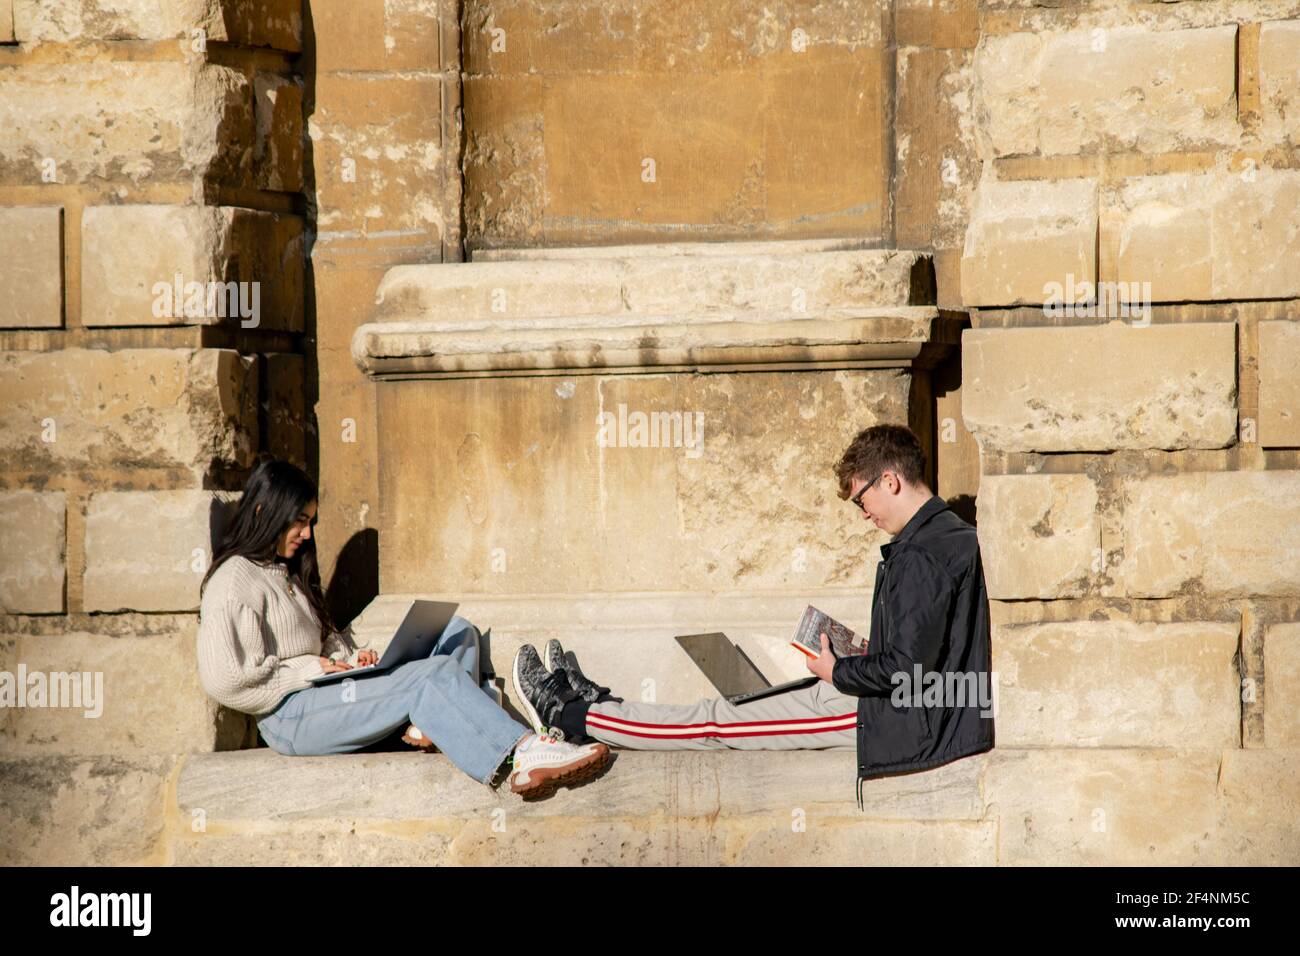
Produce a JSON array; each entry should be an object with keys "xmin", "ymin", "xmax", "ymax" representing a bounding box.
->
[{"xmin": 256, "ymin": 616, "xmax": 530, "ymax": 784}]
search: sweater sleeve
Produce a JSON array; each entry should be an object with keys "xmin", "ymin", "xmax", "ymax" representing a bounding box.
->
[{"xmin": 197, "ymin": 599, "xmax": 324, "ymax": 716}]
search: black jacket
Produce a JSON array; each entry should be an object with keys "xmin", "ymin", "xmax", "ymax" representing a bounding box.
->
[{"xmin": 831, "ymin": 495, "xmax": 995, "ymax": 807}]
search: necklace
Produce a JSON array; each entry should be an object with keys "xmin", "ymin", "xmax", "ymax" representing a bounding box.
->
[{"xmin": 285, "ymin": 579, "xmax": 296, "ymax": 597}]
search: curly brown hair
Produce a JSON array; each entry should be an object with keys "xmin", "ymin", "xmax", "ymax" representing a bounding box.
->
[{"xmin": 833, "ymin": 424, "xmax": 928, "ymax": 500}]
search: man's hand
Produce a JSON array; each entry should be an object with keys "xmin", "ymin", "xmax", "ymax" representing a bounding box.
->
[{"xmin": 806, "ymin": 633, "xmax": 836, "ymax": 683}]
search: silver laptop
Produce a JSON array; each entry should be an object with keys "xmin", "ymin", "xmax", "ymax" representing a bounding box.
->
[{"xmin": 310, "ymin": 600, "xmax": 459, "ymax": 684}]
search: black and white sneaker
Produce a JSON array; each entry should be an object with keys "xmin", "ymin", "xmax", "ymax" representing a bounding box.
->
[
  {"xmin": 512, "ymin": 644, "xmax": 579, "ymax": 735},
  {"xmin": 543, "ymin": 638, "xmax": 614, "ymax": 703}
]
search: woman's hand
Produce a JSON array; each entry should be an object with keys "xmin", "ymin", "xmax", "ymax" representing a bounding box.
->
[
  {"xmin": 356, "ymin": 649, "xmax": 379, "ymax": 667},
  {"xmin": 318, "ymin": 656, "xmax": 353, "ymax": 673}
]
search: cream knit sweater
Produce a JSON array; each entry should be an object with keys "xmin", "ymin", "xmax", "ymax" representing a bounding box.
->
[{"xmin": 196, "ymin": 555, "xmax": 357, "ymax": 717}]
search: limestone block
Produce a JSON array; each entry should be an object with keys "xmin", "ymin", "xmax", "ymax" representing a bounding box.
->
[
  {"xmin": 1259, "ymin": 321, "xmax": 1300, "ymax": 447},
  {"xmin": 984, "ymin": 749, "xmax": 1221, "ymax": 865},
  {"xmin": 0, "ymin": 349, "xmax": 257, "ymax": 477},
  {"xmin": 1261, "ymin": 20, "xmax": 1300, "ymax": 141},
  {"xmin": 372, "ymin": 369, "xmax": 908, "ymax": 594},
  {"xmin": 83, "ymin": 490, "xmax": 240, "ymax": 612},
  {"xmin": 252, "ymin": 72, "xmax": 303, "ymax": 193},
  {"xmin": 960, "ymin": 177, "xmax": 1096, "ymax": 307},
  {"xmin": 310, "ymin": 73, "xmax": 448, "ymax": 246},
  {"xmin": 1, "ymin": 3, "xmax": 12, "ymax": 42},
  {"xmin": 962, "ymin": 323, "xmax": 1237, "ymax": 452},
  {"xmin": 1113, "ymin": 169, "xmax": 1300, "ymax": 301},
  {"xmin": 173, "ymin": 748, "xmax": 990, "ymax": 864},
  {"xmin": 0, "ymin": 62, "xmax": 252, "ymax": 187},
  {"xmin": 1264, "ymin": 623, "xmax": 1300, "ymax": 749},
  {"xmin": 976, "ymin": 475, "xmax": 1099, "ymax": 599},
  {"xmin": 0, "ymin": 755, "xmax": 176, "ymax": 866},
  {"xmin": 1210, "ymin": 750, "xmax": 1300, "ymax": 865},
  {"xmin": 992, "ymin": 621, "xmax": 1241, "ymax": 747},
  {"xmin": 81, "ymin": 205, "xmax": 303, "ymax": 330},
  {"xmin": 376, "ymin": 248, "xmax": 930, "ymax": 324},
  {"xmin": 976, "ymin": 26, "xmax": 1238, "ymax": 157},
  {"xmin": 313, "ymin": 0, "xmax": 447, "ymax": 72},
  {"xmin": 0, "ymin": 491, "xmax": 65, "ymax": 613},
  {"xmin": 11, "ymin": 0, "xmax": 301, "ymax": 50},
  {"xmin": 1, "ymin": 625, "xmax": 236, "ymax": 755},
  {"xmin": 1115, "ymin": 472, "xmax": 1300, "ymax": 598},
  {"xmin": 0, "ymin": 206, "xmax": 62, "ymax": 329}
]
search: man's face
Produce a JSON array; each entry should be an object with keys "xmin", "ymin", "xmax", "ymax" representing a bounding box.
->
[{"xmin": 849, "ymin": 472, "xmax": 895, "ymax": 534}]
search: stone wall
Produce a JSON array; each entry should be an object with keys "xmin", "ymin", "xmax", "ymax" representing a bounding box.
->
[
  {"xmin": 2, "ymin": 0, "xmax": 1297, "ymax": 866},
  {"xmin": 0, "ymin": 1, "xmax": 308, "ymax": 764}
]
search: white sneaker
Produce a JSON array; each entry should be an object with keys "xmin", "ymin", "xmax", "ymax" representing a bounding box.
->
[{"xmin": 507, "ymin": 732, "xmax": 610, "ymax": 799}]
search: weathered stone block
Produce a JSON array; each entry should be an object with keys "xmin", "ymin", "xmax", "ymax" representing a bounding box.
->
[
  {"xmin": 253, "ymin": 72, "xmax": 303, "ymax": 193},
  {"xmin": 0, "ymin": 206, "xmax": 62, "ymax": 329},
  {"xmin": 1, "ymin": 3, "xmax": 12, "ymax": 42},
  {"xmin": 0, "ymin": 348, "xmax": 257, "ymax": 476},
  {"xmin": 1261, "ymin": 19, "xmax": 1300, "ymax": 141},
  {"xmin": 1210, "ymin": 750, "xmax": 1300, "ymax": 865},
  {"xmin": 976, "ymin": 474, "xmax": 1099, "ymax": 599},
  {"xmin": 0, "ymin": 62, "xmax": 252, "ymax": 187},
  {"xmin": 960, "ymin": 177, "xmax": 1096, "ymax": 307},
  {"xmin": 1, "ymin": 625, "xmax": 236, "ymax": 755},
  {"xmin": 375, "ymin": 248, "xmax": 929, "ymax": 324},
  {"xmin": 373, "ymin": 369, "xmax": 907, "ymax": 594},
  {"xmin": 0, "ymin": 491, "xmax": 65, "ymax": 614},
  {"xmin": 984, "ymin": 749, "xmax": 1220, "ymax": 865},
  {"xmin": 310, "ymin": 73, "xmax": 449, "ymax": 247},
  {"xmin": 1115, "ymin": 472, "xmax": 1300, "ymax": 598},
  {"xmin": 0, "ymin": 755, "xmax": 176, "ymax": 866},
  {"xmin": 1259, "ymin": 321, "xmax": 1300, "ymax": 447},
  {"xmin": 313, "ymin": 0, "xmax": 447, "ymax": 72},
  {"xmin": 1264, "ymin": 623, "xmax": 1300, "ymax": 749},
  {"xmin": 82, "ymin": 205, "xmax": 303, "ymax": 330},
  {"xmin": 993, "ymin": 621, "xmax": 1240, "ymax": 748},
  {"xmin": 975, "ymin": 26, "xmax": 1237, "ymax": 157},
  {"xmin": 962, "ymin": 322, "xmax": 1237, "ymax": 452},
  {"xmin": 12, "ymin": 0, "xmax": 301, "ymax": 50},
  {"xmin": 1112, "ymin": 170, "xmax": 1300, "ymax": 301},
  {"xmin": 83, "ymin": 490, "xmax": 240, "ymax": 612}
]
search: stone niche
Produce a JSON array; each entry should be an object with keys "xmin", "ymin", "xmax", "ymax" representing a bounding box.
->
[{"xmin": 350, "ymin": 240, "xmax": 962, "ymax": 700}]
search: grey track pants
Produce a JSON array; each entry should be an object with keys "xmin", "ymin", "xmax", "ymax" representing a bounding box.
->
[{"xmin": 583, "ymin": 678, "xmax": 859, "ymax": 750}]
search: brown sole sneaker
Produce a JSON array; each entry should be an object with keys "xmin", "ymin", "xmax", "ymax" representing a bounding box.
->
[
  {"xmin": 401, "ymin": 725, "xmax": 438, "ymax": 752},
  {"xmin": 509, "ymin": 743, "xmax": 612, "ymax": 801}
]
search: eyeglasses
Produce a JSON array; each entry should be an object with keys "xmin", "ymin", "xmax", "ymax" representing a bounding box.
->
[{"xmin": 850, "ymin": 473, "xmax": 883, "ymax": 513}]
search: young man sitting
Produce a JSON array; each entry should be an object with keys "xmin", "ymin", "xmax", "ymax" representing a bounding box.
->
[{"xmin": 512, "ymin": 424, "xmax": 995, "ymax": 806}]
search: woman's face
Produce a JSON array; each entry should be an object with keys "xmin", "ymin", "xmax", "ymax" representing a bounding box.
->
[{"xmin": 277, "ymin": 499, "xmax": 318, "ymax": 559}]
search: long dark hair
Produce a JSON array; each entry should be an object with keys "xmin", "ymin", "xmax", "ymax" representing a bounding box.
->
[{"xmin": 200, "ymin": 458, "xmax": 334, "ymax": 641}]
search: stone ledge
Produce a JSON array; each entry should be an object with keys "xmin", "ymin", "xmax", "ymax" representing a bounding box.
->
[
  {"xmin": 5, "ymin": 748, "xmax": 1297, "ymax": 864},
  {"xmin": 353, "ymin": 306, "xmax": 955, "ymax": 378},
  {"xmin": 354, "ymin": 245, "xmax": 956, "ymax": 379}
]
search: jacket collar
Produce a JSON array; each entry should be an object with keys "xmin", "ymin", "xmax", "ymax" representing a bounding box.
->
[{"xmin": 882, "ymin": 494, "xmax": 948, "ymax": 558}]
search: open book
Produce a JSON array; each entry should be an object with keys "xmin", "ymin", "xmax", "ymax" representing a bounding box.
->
[{"xmin": 791, "ymin": 605, "xmax": 867, "ymax": 659}]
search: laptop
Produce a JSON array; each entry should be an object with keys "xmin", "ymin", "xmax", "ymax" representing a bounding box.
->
[
  {"xmin": 674, "ymin": 632, "xmax": 818, "ymax": 705},
  {"xmin": 309, "ymin": 600, "xmax": 459, "ymax": 684}
]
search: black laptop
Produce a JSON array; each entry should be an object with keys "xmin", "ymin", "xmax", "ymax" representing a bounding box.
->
[{"xmin": 674, "ymin": 632, "xmax": 818, "ymax": 704}]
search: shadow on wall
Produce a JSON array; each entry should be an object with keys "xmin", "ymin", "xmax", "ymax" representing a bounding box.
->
[{"xmin": 326, "ymin": 528, "xmax": 380, "ymax": 632}]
